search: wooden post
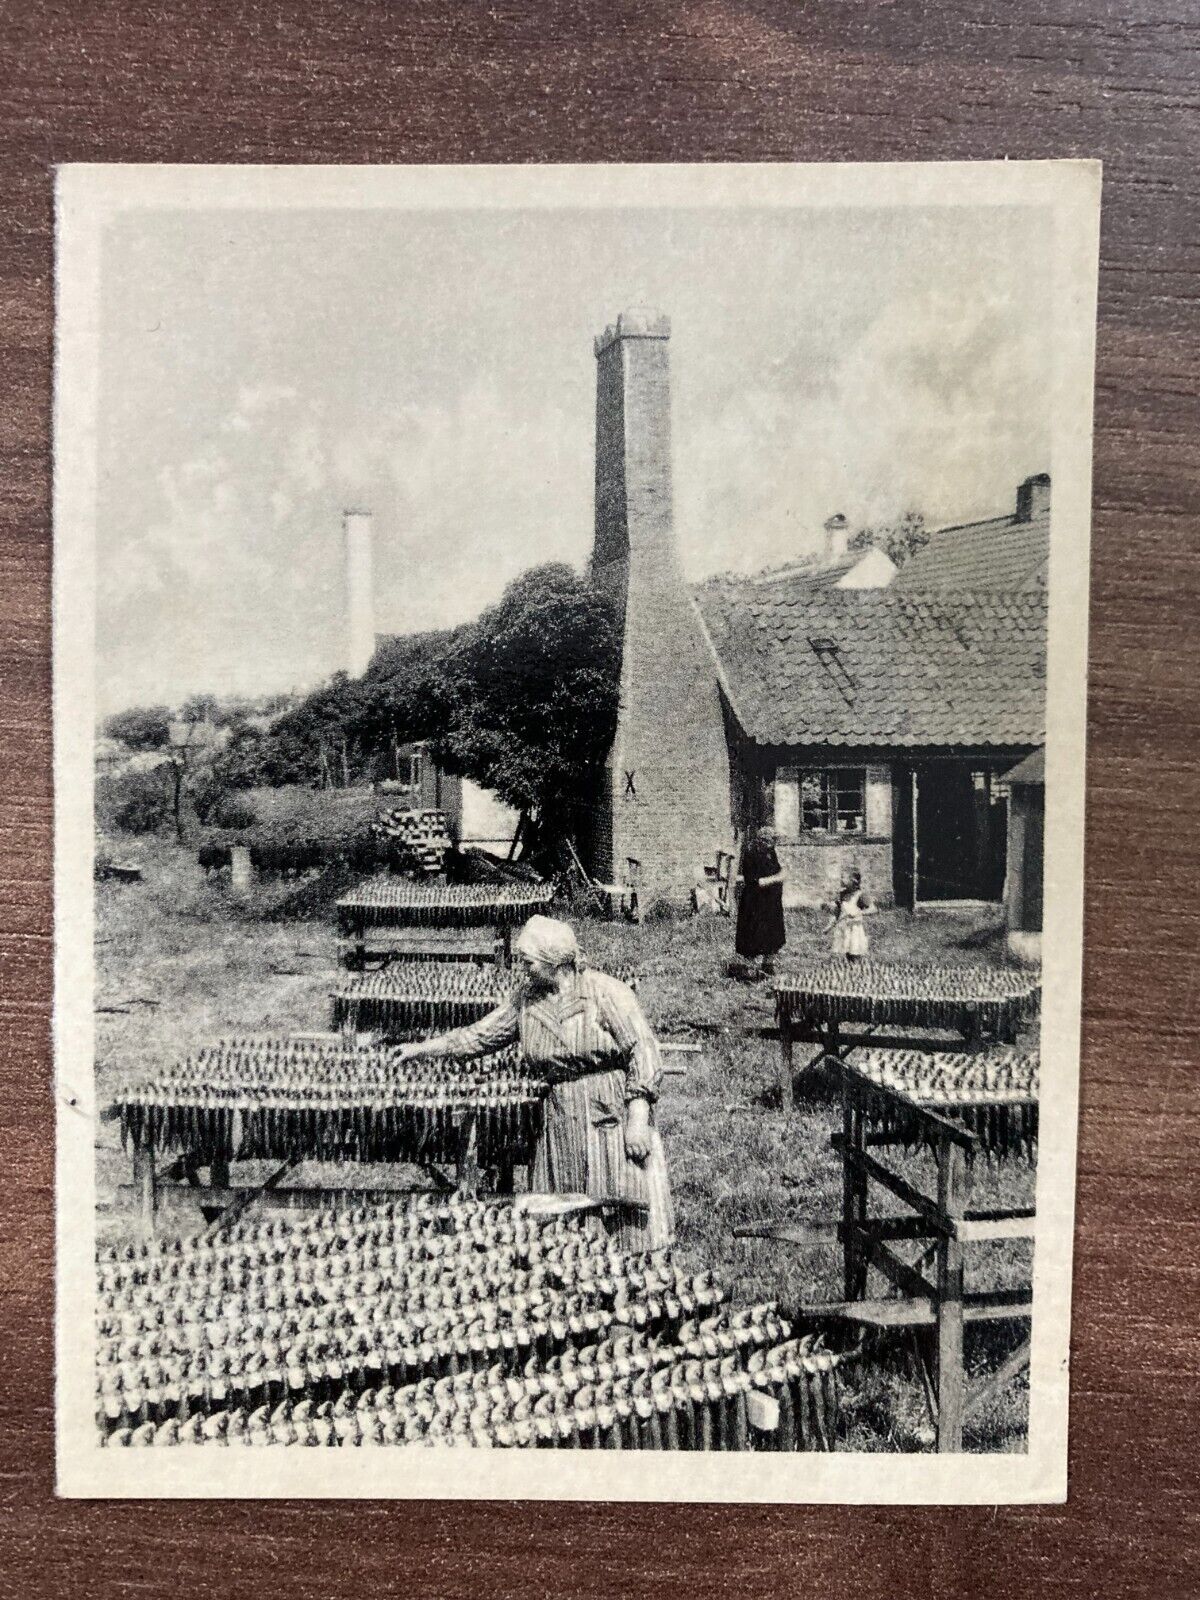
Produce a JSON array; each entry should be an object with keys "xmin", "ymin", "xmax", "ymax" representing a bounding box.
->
[
  {"xmin": 911, "ymin": 767, "xmax": 920, "ymax": 910},
  {"xmin": 230, "ymin": 844, "xmax": 253, "ymax": 892},
  {"xmin": 842, "ymin": 1091, "xmax": 868, "ymax": 1300},
  {"xmin": 935, "ymin": 1132, "xmax": 969, "ymax": 1451},
  {"xmin": 778, "ymin": 1019, "xmax": 794, "ymax": 1113},
  {"xmin": 133, "ymin": 1141, "xmax": 157, "ymax": 1236},
  {"xmin": 172, "ymin": 757, "xmax": 185, "ymax": 845}
]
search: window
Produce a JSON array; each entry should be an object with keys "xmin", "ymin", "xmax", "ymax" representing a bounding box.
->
[{"xmin": 799, "ymin": 768, "xmax": 865, "ymax": 834}]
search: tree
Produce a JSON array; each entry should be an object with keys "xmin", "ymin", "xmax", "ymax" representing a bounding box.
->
[
  {"xmin": 229, "ymin": 563, "xmax": 621, "ymax": 866},
  {"xmin": 847, "ymin": 509, "xmax": 929, "ymax": 567},
  {"xmin": 179, "ymin": 693, "xmax": 219, "ymax": 724},
  {"xmin": 103, "ymin": 705, "xmax": 171, "ymax": 751},
  {"xmin": 430, "ymin": 564, "xmax": 621, "ymax": 851},
  {"xmin": 110, "ymin": 769, "xmax": 173, "ymax": 834}
]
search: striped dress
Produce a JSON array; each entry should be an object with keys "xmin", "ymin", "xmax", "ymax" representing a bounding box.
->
[{"xmin": 436, "ymin": 968, "xmax": 675, "ymax": 1253}]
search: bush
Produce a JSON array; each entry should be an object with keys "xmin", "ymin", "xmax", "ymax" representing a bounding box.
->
[
  {"xmin": 211, "ymin": 798, "xmax": 258, "ymax": 831},
  {"xmin": 103, "ymin": 704, "xmax": 171, "ymax": 751},
  {"xmin": 111, "ymin": 771, "xmax": 172, "ymax": 835}
]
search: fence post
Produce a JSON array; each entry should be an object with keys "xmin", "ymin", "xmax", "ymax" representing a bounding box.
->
[{"xmin": 230, "ymin": 844, "xmax": 254, "ymax": 892}]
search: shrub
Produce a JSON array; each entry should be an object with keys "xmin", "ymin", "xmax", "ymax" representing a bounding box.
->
[
  {"xmin": 211, "ymin": 798, "xmax": 258, "ymax": 831},
  {"xmin": 111, "ymin": 771, "xmax": 172, "ymax": 835}
]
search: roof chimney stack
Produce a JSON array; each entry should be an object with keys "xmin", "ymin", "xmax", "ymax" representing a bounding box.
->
[
  {"xmin": 823, "ymin": 512, "xmax": 850, "ymax": 565},
  {"xmin": 343, "ymin": 509, "xmax": 375, "ymax": 677},
  {"xmin": 1015, "ymin": 473, "xmax": 1051, "ymax": 524}
]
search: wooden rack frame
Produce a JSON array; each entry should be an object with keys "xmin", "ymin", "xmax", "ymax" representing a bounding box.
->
[
  {"xmin": 774, "ymin": 981, "xmax": 1033, "ymax": 1112},
  {"xmin": 121, "ymin": 1107, "xmax": 522, "ymax": 1237},
  {"xmin": 740, "ymin": 1061, "xmax": 1034, "ymax": 1452}
]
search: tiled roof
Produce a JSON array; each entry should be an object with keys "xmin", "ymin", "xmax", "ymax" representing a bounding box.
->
[
  {"xmin": 750, "ymin": 555, "xmax": 856, "ymax": 592},
  {"xmin": 890, "ymin": 509, "xmax": 1049, "ymax": 592},
  {"xmin": 696, "ymin": 585, "xmax": 1046, "ymax": 749},
  {"xmin": 744, "ymin": 547, "xmax": 896, "ymax": 594}
]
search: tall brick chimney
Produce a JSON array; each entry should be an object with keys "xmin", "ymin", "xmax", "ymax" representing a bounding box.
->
[
  {"xmin": 587, "ymin": 311, "xmax": 732, "ymax": 905},
  {"xmin": 343, "ymin": 509, "xmax": 375, "ymax": 677}
]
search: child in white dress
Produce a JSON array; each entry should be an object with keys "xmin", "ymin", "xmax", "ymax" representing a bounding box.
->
[{"xmin": 826, "ymin": 870, "xmax": 874, "ymax": 960}]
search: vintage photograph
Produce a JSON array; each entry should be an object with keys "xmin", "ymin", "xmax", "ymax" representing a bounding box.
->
[{"xmin": 55, "ymin": 163, "xmax": 1099, "ymax": 1500}]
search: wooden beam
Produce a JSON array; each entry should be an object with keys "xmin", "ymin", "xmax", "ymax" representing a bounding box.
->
[
  {"xmin": 964, "ymin": 1337, "xmax": 1033, "ymax": 1420},
  {"xmin": 118, "ymin": 1181, "xmax": 448, "ymax": 1212},
  {"xmin": 843, "ymin": 1145, "xmax": 952, "ymax": 1234},
  {"xmin": 201, "ymin": 1158, "xmax": 299, "ymax": 1241},
  {"xmin": 956, "ymin": 1209, "xmax": 1037, "ymax": 1243},
  {"xmin": 935, "ymin": 1134, "xmax": 969, "ymax": 1452},
  {"xmin": 778, "ymin": 1022, "xmax": 795, "ymax": 1113},
  {"xmin": 736, "ymin": 1219, "xmax": 841, "ymax": 1245},
  {"xmin": 865, "ymin": 1239, "xmax": 936, "ymax": 1302},
  {"xmin": 736, "ymin": 1215, "xmax": 941, "ymax": 1247},
  {"xmin": 793, "ymin": 1287, "xmax": 1032, "ymax": 1329}
]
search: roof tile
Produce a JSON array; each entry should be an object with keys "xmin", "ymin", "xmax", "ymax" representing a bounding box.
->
[{"xmin": 696, "ymin": 586, "xmax": 1047, "ymax": 749}]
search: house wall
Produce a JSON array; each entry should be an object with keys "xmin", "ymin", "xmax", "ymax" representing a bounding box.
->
[
  {"xmin": 1005, "ymin": 783, "xmax": 1044, "ymax": 933},
  {"xmin": 769, "ymin": 761, "xmax": 895, "ymax": 908}
]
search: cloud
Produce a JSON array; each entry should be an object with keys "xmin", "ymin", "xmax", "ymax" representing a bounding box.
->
[{"xmin": 676, "ymin": 278, "xmax": 1048, "ymax": 578}]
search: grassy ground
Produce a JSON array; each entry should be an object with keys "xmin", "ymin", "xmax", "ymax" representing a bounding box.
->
[{"xmin": 94, "ymin": 836, "xmax": 1036, "ymax": 1453}]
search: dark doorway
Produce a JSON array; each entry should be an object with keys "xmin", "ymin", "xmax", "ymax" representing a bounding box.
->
[{"xmin": 911, "ymin": 762, "xmax": 1007, "ymax": 903}]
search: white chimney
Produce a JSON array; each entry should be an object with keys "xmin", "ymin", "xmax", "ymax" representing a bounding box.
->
[
  {"xmin": 343, "ymin": 509, "xmax": 375, "ymax": 677},
  {"xmin": 823, "ymin": 512, "xmax": 849, "ymax": 565}
]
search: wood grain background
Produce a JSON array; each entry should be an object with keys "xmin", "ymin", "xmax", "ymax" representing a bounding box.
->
[{"xmin": 2, "ymin": 3, "xmax": 1197, "ymax": 1594}]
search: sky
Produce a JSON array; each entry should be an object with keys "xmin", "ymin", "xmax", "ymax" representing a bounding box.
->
[{"xmin": 95, "ymin": 201, "xmax": 1052, "ymax": 715}]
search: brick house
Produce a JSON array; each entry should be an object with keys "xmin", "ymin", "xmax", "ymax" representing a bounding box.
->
[
  {"xmin": 695, "ymin": 583, "xmax": 1046, "ymax": 909},
  {"xmin": 581, "ymin": 309, "xmax": 1048, "ymax": 912}
]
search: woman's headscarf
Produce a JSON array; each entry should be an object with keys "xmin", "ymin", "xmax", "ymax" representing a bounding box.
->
[{"xmin": 512, "ymin": 914, "xmax": 581, "ymax": 971}]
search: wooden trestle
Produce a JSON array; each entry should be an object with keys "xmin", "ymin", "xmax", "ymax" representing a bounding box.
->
[{"xmin": 739, "ymin": 1053, "xmax": 1036, "ymax": 1452}]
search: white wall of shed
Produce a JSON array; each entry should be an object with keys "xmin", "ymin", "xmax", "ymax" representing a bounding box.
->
[
  {"xmin": 460, "ymin": 780, "xmax": 521, "ymax": 850},
  {"xmin": 835, "ymin": 547, "xmax": 898, "ymax": 589}
]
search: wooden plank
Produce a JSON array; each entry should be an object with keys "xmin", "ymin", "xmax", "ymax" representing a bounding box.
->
[
  {"xmin": 935, "ymin": 1135, "xmax": 969, "ymax": 1452},
  {"xmin": 778, "ymin": 1021, "xmax": 795, "ymax": 1114},
  {"xmin": 964, "ymin": 1337, "xmax": 1033, "ymax": 1421},
  {"xmin": 956, "ymin": 1209, "xmax": 1037, "ymax": 1243},
  {"xmin": 843, "ymin": 1097, "xmax": 867, "ymax": 1298},
  {"xmin": 865, "ymin": 1239, "xmax": 936, "ymax": 1303},
  {"xmin": 736, "ymin": 1215, "xmax": 940, "ymax": 1247},
  {"xmin": 796, "ymin": 1297, "xmax": 936, "ymax": 1329},
  {"xmin": 795, "ymin": 1287, "xmax": 1033, "ymax": 1330},
  {"xmin": 118, "ymin": 1182, "xmax": 448, "ymax": 1212},
  {"xmin": 844, "ymin": 1146, "xmax": 952, "ymax": 1235},
  {"xmin": 736, "ymin": 1219, "xmax": 842, "ymax": 1245},
  {"xmin": 200, "ymin": 1158, "xmax": 299, "ymax": 1241}
]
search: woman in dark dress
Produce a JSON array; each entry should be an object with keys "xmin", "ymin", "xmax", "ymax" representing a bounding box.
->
[{"xmin": 735, "ymin": 824, "xmax": 786, "ymax": 977}]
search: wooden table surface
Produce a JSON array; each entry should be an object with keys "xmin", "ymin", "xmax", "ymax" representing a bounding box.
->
[{"xmin": 2, "ymin": 3, "xmax": 1197, "ymax": 1595}]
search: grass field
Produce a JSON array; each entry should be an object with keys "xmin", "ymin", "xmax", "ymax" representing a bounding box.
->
[{"xmin": 94, "ymin": 837, "xmax": 1037, "ymax": 1453}]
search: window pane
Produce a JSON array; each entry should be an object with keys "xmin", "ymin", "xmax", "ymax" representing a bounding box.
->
[
  {"xmin": 834, "ymin": 769, "xmax": 865, "ymax": 832},
  {"xmin": 800, "ymin": 771, "xmax": 829, "ymax": 831}
]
